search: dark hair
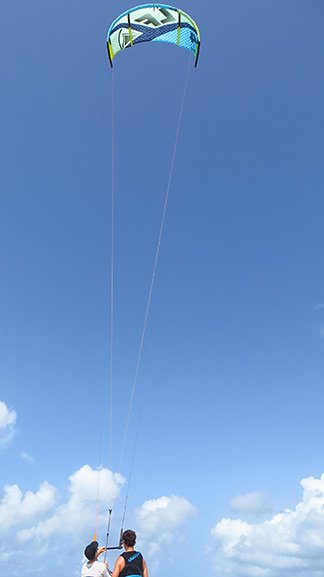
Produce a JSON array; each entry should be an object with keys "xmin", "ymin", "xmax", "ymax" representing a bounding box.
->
[
  {"xmin": 84, "ymin": 541, "xmax": 98, "ymax": 561},
  {"xmin": 122, "ymin": 529, "xmax": 136, "ymax": 547}
]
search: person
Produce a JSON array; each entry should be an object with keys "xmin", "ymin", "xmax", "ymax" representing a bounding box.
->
[
  {"xmin": 111, "ymin": 530, "xmax": 148, "ymax": 577},
  {"xmin": 82, "ymin": 540, "xmax": 110, "ymax": 577}
]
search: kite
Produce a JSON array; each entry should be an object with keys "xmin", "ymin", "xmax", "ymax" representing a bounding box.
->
[{"xmin": 107, "ymin": 4, "xmax": 201, "ymax": 67}]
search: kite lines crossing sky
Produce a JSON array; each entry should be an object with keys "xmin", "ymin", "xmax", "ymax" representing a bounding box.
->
[{"xmin": 96, "ymin": 3, "xmax": 201, "ymax": 553}]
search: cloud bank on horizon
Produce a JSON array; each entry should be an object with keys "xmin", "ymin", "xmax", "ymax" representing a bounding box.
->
[
  {"xmin": 211, "ymin": 473, "xmax": 324, "ymax": 577},
  {"xmin": 4, "ymin": 399, "xmax": 324, "ymax": 577},
  {"xmin": 4, "ymin": 464, "xmax": 324, "ymax": 577}
]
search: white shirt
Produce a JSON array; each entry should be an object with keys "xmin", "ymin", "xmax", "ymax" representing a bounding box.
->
[{"xmin": 81, "ymin": 560, "xmax": 109, "ymax": 577}]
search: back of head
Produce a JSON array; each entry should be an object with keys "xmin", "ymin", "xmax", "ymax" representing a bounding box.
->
[
  {"xmin": 84, "ymin": 541, "xmax": 98, "ymax": 561},
  {"xmin": 122, "ymin": 530, "xmax": 136, "ymax": 547}
]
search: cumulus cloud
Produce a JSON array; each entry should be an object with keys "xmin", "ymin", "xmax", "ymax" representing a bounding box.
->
[
  {"xmin": 17, "ymin": 465, "xmax": 125, "ymax": 543},
  {"xmin": 211, "ymin": 472, "xmax": 324, "ymax": 577},
  {"xmin": 230, "ymin": 491, "xmax": 271, "ymax": 515},
  {"xmin": 10, "ymin": 479, "xmax": 193, "ymax": 576},
  {"xmin": 136, "ymin": 495, "xmax": 195, "ymax": 557},
  {"xmin": 0, "ymin": 401, "xmax": 17, "ymax": 447},
  {"xmin": 0, "ymin": 482, "xmax": 56, "ymax": 534},
  {"xmin": 0, "ymin": 465, "xmax": 125, "ymax": 577}
]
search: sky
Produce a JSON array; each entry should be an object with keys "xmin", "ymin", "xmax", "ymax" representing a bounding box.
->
[{"xmin": 1, "ymin": 0, "xmax": 324, "ymax": 576}]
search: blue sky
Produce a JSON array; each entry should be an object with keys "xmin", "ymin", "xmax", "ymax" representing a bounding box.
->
[{"xmin": 1, "ymin": 1, "xmax": 324, "ymax": 576}]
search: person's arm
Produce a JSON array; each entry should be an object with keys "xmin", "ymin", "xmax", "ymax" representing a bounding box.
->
[
  {"xmin": 111, "ymin": 555, "xmax": 125, "ymax": 577},
  {"xmin": 143, "ymin": 558, "xmax": 148, "ymax": 577},
  {"xmin": 96, "ymin": 547, "xmax": 107, "ymax": 559}
]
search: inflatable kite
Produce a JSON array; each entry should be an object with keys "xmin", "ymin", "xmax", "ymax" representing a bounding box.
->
[{"xmin": 107, "ymin": 4, "xmax": 201, "ymax": 66}]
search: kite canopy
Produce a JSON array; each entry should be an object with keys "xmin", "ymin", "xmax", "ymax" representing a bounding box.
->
[{"xmin": 107, "ymin": 4, "xmax": 201, "ymax": 67}]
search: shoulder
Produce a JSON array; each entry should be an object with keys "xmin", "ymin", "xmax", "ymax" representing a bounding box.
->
[
  {"xmin": 81, "ymin": 561, "xmax": 91, "ymax": 574},
  {"xmin": 117, "ymin": 555, "xmax": 126, "ymax": 563},
  {"xmin": 115, "ymin": 555, "xmax": 126, "ymax": 568}
]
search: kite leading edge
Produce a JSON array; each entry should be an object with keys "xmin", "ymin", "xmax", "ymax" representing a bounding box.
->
[{"xmin": 107, "ymin": 4, "xmax": 201, "ymax": 67}]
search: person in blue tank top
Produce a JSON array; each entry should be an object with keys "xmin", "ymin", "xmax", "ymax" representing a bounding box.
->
[{"xmin": 111, "ymin": 530, "xmax": 148, "ymax": 577}]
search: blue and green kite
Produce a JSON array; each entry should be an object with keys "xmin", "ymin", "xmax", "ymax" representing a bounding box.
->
[{"xmin": 107, "ymin": 4, "xmax": 201, "ymax": 66}]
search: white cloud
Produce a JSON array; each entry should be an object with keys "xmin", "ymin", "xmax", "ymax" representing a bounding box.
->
[
  {"xmin": 0, "ymin": 482, "xmax": 56, "ymax": 534},
  {"xmin": 230, "ymin": 491, "xmax": 271, "ymax": 515},
  {"xmin": 17, "ymin": 465, "xmax": 125, "ymax": 543},
  {"xmin": 0, "ymin": 465, "xmax": 125, "ymax": 577},
  {"xmin": 0, "ymin": 401, "xmax": 16, "ymax": 428},
  {"xmin": 0, "ymin": 401, "xmax": 17, "ymax": 447},
  {"xmin": 136, "ymin": 495, "xmax": 195, "ymax": 558},
  {"xmin": 211, "ymin": 472, "xmax": 324, "ymax": 577}
]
